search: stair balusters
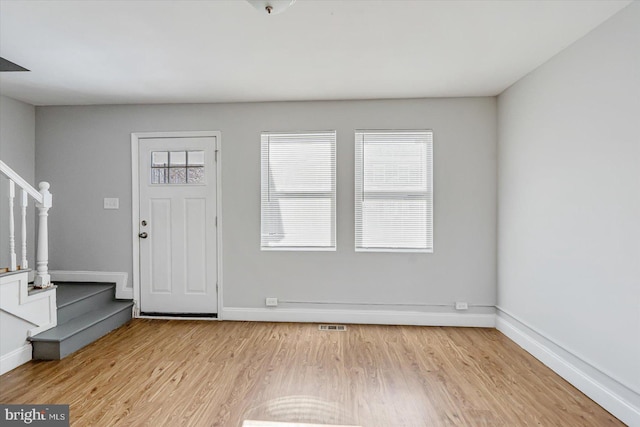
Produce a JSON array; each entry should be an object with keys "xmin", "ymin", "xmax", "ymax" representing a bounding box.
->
[
  {"xmin": 1, "ymin": 160, "xmax": 52, "ymax": 288},
  {"xmin": 21, "ymin": 189, "xmax": 28, "ymax": 269},
  {"xmin": 8, "ymin": 180, "xmax": 17, "ymax": 271}
]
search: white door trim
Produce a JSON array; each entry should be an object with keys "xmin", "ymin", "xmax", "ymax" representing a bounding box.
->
[{"xmin": 131, "ymin": 131, "xmax": 223, "ymax": 319}]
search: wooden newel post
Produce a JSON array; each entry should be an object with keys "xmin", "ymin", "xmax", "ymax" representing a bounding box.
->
[{"xmin": 34, "ymin": 181, "xmax": 52, "ymax": 288}]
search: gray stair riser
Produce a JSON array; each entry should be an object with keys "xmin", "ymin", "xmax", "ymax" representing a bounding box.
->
[
  {"xmin": 33, "ymin": 304, "xmax": 132, "ymax": 360},
  {"xmin": 32, "ymin": 341, "xmax": 62, "ymax": 360},
  {"xmin": 57, "ymin": 287, "xmax": 115, "ymax": 324}
]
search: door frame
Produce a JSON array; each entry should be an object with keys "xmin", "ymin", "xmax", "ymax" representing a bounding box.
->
[{"xmin": 131, "ymin": 131, "xmax": 223, "ymax": 320}]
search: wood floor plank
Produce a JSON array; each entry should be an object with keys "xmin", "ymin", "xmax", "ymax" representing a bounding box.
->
[{"xmin": 0, "ymin": 320, "xmax": 623, "ymax": 426}]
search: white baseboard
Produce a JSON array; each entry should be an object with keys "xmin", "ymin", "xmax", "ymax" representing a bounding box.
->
[
  {"xmin": 50, "ymin": 270, "xmax": 131, "ymax": 300},
  {"xmin": 0, "ymin": 344, "xmax": 32, "ymax": 375},
  {"xmin": 496, "ymin": 308, "xmax": 640, "ymax": 427},
  {"xmin": 222, "ymin": 307, "xmax": 495, "ymax": 327}
]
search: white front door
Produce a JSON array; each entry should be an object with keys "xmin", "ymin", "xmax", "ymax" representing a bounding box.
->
[{"xmin": 138, "ymin": 135, "xmax": 218, "ymax": 315}]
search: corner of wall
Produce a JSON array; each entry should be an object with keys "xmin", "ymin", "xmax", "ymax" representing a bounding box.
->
[{"xmin": 496, "ymin": 309, "xmax": 640, "ymax": 426}]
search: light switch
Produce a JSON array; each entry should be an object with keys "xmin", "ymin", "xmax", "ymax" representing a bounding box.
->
[{"xmin": 104, "ymin": 198, "xmax": 119, "ymax": 209}]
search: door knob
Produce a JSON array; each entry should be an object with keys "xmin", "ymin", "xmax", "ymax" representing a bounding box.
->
[{"xmin": 139, "ymin": 232, "xmax": 148, "ymax": 239}]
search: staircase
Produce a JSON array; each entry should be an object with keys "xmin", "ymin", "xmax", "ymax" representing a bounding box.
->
[
  {"xmin": 2, "ymin": 160, "xmax": 133, "ymax": 368},
  {"xmin": 29, "ymin": 282, "xmax": 133, "ymax": 360}
]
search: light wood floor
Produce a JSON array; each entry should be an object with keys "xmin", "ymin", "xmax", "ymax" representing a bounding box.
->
[{"xmin": 0, "ymin": 320, "xmax": 623, "ymax": 426}]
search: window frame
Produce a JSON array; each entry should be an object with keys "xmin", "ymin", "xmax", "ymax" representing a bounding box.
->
[
  {"xmin": 260, "ymin": 130, "xmax": 337, "ymax": 251},
  {"xmin": 149, "ymin": 150, "xmax": 206, "ymax": 185},
  {"xmin": 354, "ymin": 129, "xmax": 434, "ymax": 253}
]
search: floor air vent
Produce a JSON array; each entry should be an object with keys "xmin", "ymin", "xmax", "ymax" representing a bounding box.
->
[{"xmin": 319, "ymin": 324, "xmax": 347, "ymax": 331}]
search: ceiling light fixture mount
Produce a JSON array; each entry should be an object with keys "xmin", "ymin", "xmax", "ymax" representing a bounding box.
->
[{"xmin": 247, "ymin": 0, "xmax": 297, "ymax": 15}]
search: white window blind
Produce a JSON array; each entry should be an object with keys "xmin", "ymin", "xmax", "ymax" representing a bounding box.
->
[
  {"xmin": 261, "ymin": 131, "xmax": 336, "ymax": 250},
  {"xmin": 355, "ymin": 130, "xmax": 433, "ymax": 252}
]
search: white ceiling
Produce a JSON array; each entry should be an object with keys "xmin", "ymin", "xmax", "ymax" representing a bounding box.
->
[{"xmin": 0, "ymin": 0, "xmax": 631, "ymax": 106}]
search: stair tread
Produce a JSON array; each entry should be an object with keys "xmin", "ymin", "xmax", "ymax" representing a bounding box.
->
[
  {"xmin": 56, "ymin": 283, "xmax": 115, "ymax": 308},
  {"xmin": 30, "ymin": 300, "xmax": 133, "ymax": 342}
]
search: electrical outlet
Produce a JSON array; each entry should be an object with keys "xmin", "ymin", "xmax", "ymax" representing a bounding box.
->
[
  {"xmin": 265, "ymin": 297, "xmax": 278, "ymax": 307},
  {"xmin": 455, "ymin": 301, "xmax": 468, "ymax": 310},
  {"xmin": 104, "ymin": 198, "xmax": 119, "ymax": 209}
]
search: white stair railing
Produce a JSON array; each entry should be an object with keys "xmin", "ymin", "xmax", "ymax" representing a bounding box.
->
[{"xmin": 0, "ymin": 160, "xmax": 53, "ymax": 288}]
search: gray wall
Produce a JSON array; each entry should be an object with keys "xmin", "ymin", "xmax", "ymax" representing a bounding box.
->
[
  {"xmin": 0, "ymin": 95, "xmax": 35, "ymax": 270},
  {"xmin": 36, "ymin": 97, "xmax": 497, "ymax": 314},
  {"xmin": 0, "ymin": 95, "xmax": 36, "ymax": 361},
  {"xmin": 498, "ymin": 1, "xmax": 640, "ymax": 395}
]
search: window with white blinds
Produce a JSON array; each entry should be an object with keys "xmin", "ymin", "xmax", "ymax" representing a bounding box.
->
[
  {"xmin": 261, "ymin": 131, "xmax": 336, "ymax": 250},
  {"xmin": 355, "ymin": 130, "xmax": 433, "ymax": 252}
]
